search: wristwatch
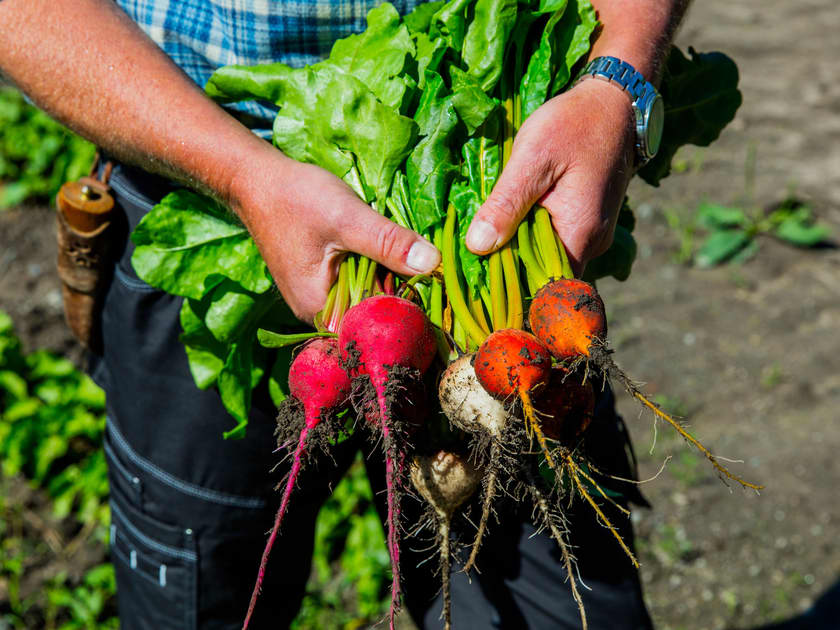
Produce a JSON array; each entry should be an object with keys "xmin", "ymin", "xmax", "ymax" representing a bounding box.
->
[{"xmin": 577, "ymin": 56, "xmax": 665, "ymax": 167}]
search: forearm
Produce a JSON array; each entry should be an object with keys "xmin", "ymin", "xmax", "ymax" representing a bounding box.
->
[
  {"xmin": 0, "ymin": 0, "xmax": 274, "ymax": 205},
  {"xmin": 589, "ymin": 0, "xmax": 690, "ymax": 82}
]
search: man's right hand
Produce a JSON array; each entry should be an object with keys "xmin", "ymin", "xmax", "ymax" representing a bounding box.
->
[{"xmin": 229, "ymin": 144, "xmax": 440, "ymax": 323}]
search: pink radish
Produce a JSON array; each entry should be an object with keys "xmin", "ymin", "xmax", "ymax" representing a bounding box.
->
[
  {"xmin": 338, "ymin": 295, "xmax": 437, "ymax": 629},
  {"xmin": 243, "ymin": 338, "xmax": 351, "ymax": 629}
]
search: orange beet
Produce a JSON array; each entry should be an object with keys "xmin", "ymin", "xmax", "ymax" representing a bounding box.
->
[
  {"xmin": 474, "ymin": 329, "xmax": 551, "ymax": 400},
  {"xmin": 534, "ymin": 367, "xmax": 596, "ymax": 442},
  {"xmin": 528, "ymin": 279, "xmax": 607, "ymax": 360}
]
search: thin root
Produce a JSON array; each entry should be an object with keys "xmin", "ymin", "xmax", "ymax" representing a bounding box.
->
[
  {"xmin": 562, "ymin": 451, "xmax": 639, "ymax": 568},
  {"xmin": 527, "ymin": 471, "xmax": 587, "ymax": 630},
  {"xmin": 462, "ymin": 440, "xmax": 500, "ymax": 574},
  {"xmin": 590, "ymin": 348, "xmax": 763, "ymax": 492}
]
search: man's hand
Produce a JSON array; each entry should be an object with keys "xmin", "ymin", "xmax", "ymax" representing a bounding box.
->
[
  {"xmin": 230, "ymin": 146, "xmax": 440, "ymax": 323},
  {"xmin": 465, "ymin": 0, "xmax": 687, "ymax": 274},
  {"xmin": 465, "ymin": 79, "xmax": 635, "ymax": 275}
]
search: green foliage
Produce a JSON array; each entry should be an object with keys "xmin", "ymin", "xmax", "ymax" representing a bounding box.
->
[
  {"xmin": 44, "ymin": 565, "xmax": 119, "ymax": 630},
  {"xmin": 0, "ymin": 314, "xmax": 109, "ymax": 530},
  {"xmin": 0, "ymin": 311, "xmax": 116, "ymax": 628},
  {"xmin": 694, "ymin": 197, "xmax": 831, "ymax": 267},
  {"xmin": 638, "ymin": 47, "xmax": 742, "ymax": 187},
  {"xmin": 292, "ymin": 456, "xmax": 391, "ymax": 629},
  {"xmin": 132, "ymin": 0, "xmax": 743, "ymax": 428},
  {"xmin": 0, "ymin": 87, "xmax": 96, "ymax": 209}
]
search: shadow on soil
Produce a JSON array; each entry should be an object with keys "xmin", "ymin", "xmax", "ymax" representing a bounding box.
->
[{"xmin": 746, "ymin": 578, "xmax": 840, "ymax": 629}]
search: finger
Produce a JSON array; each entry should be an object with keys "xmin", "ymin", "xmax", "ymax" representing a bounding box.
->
[
  {"xmin": 465, "ymin": 142, "xmax": 558, "ymax": 254},
  {"xmin": 338, "ymin": 204, "xmax": 441, "ymax": 276}
]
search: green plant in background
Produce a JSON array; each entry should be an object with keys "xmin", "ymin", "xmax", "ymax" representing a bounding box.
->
[
  {"xmin": 0, "ymin": 310, "xmax": 117, "ymax": 628},
  {"xmin": 0, "ymin": 86, "xmax": 96, "ymax": 209},
  {"xmin": 45, "ymin": 565, "xmax": 119, "ymax": 630},
  {"xmin": 694, "ymin": 197, "xmax": 832, "ymax": 267},
  {"xmin": 293, "ymin": 455, "xmax": 391, "ymax": 630},
  {"xmin": 0, "ymin": 311, "xmax": 109, "ymax": 532}
]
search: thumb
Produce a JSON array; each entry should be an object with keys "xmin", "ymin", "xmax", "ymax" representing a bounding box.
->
[
  {"xmin": 339, "ymin": 204, "xmax": 441, "ymax": 276},
  {"xmin": 465, "ymin": 145, "xmax": 557, "ymax": 255}
]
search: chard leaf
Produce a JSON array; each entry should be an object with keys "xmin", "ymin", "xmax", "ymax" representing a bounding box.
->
[
  {"xmin": 273, "ymin": 64, "xmax": 418, "ymax": 204},
  {"xmin": 204, "ymin": 279, "xmax": 273, "ymax": 345},
  {"xmin": 583, "ymin": 224, "xmax": 636, "ymax": 282},
  {"xmin": 432, "ymin": 0, "xmax": 472, "ymax": 51},
  {"xmin": 405, "ymin": 1, "xmax": 447, "ymax": 35},
  {"xmin": 328, "ymin": 3, "xmax": 416, "ymax": 111},
  {"xmin": 450, "ymin": 66, "xmax": 499, "ymax": 134},
  {"xmin": 414, "ymin": 33, "xmax": 448, "ymax": 88},
  {"xmin": 639, "ymin": 47, "xmax": 742, "ymax": 186},
  {"xmin": 462, "ymin": 114, "xmax": 502, "ymax": 198},
  {"xmin": 548, "ymin": 0, "xmax": 598, "ymax": 97},
  {"xmin": 407, "ymin": 72, "xmax": 461, "ymax": 233},
  {"xmin": 463, "ymin": 0, "xmax": 519, "ymax": 92},
  {"xmin": 217, "ymin": 337, "xmax": 262, "ymax": 439},
  {"xmin": 131, "ymin": 190, "xmax": 271, "ymax": 300},
  {"xmin": 179, "ymin": 298, "xmax": 227, "ymax": 390}
]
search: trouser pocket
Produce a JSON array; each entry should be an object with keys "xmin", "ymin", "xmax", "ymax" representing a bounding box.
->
[{"xmin": 109, "ymin": 484, "xmax": 198, "ymax": 630}]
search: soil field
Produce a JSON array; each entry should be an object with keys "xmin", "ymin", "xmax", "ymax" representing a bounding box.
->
[{"xmin": 1, "ymin": 0, "xmax": 839, "ymax": 628}]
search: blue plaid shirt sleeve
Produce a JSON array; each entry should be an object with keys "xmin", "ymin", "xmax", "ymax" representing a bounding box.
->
[{"xmin": 116, "ymin": 0, "xmax": 421, "ymax": 134}]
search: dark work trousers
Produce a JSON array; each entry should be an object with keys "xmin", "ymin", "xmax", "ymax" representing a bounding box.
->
[{"xmin": 88, "ymin": 161, "xmax": 654, "ymax": 630}]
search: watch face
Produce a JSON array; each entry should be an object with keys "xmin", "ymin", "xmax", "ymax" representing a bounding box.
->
[{"xmin": 646, "ymin": 95, "xmax": 665, "ymax": 158}]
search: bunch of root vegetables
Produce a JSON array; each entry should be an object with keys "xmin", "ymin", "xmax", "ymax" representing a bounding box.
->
[
  {"xmin": 128, "ymin": 1, "xmax": 754, "ymax": 627},
  {"xmin": 247, "ymin": 251, "xmax": 761, "ymax": 630}
]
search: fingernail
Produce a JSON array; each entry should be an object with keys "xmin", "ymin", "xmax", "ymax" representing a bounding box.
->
[
  {"xmin": 406, "ymin": 240, "xmax": 441, "ymax": 273},
  {"xmin": 466, "ymin": 219, "xmax": 499, "ymax": 252}
]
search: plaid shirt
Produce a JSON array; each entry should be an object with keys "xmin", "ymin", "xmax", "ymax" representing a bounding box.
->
[{"xmin": 116, "ymin": 0, "xmax": 421, "ymax": 132}]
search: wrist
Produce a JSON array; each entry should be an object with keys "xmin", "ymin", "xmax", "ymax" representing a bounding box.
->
[{"xmin": 588, "ymin": 0, "xmax": 686, "ymax": 84}]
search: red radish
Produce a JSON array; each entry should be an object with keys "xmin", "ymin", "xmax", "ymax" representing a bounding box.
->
[
  {"xmin": 338, "ymin": 295, "xmax": 437, "ymax": 628},
  {"xmin": 528, "ymin": 278, "xmax": 762, "ymax": 493},
  {"xmin": 243, "ymin": 338, "xmax": 350, "ymax": 630},
  {"xmin": 409, "ymin": 451, "xmax": 481, "ymax": 630}
]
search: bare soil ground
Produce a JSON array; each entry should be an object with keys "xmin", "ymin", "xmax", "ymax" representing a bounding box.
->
[{"xmin": 2, "ymin": 0, "xmax": 839, "ymax": 628}]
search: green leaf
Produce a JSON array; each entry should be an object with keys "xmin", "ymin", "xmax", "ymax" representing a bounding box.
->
[
  {"xmin": 583, "ymin": 224, "xmax": 637, "ymax": 282},
  {"xmin": 406, "ymin": 72, "xmax": 461, "ymax": 233},
  {"xmin": 179, "ymin": 298, "xmax": 227, "ymax": 390},
  {"xmin": 328, "ymin": 3, "xmax": 416, "ymax": 111},
  {"xmin": 258, "ymin": 330, "xmax": 337, "ymax": 348},
  {"xmin": 405, "ymin": 1, "xmax": 447, "ymax": 35},
  {"xmin": 268, "ymin": 348, "xmax": 293, "ymax": 407},
  {"xmin": 695, "ymin": 229, "xmax": 751, "ymax": 267},
  {"xmin": 774, "ymin": 217, "xmax": 831, "ymax": 247},
  {"xmin": 463, "ymin": 0, "xmax": 519, "ymax": 92},
  {"xmin": 639, "ymin": 47, "xmax": 742, "ymax": 186},
  {"xmin": 548, "ymin": 0, "xmax": 598, "ymax": 96},
  {"xmin": 432, "ymin": 0, "xmax": 472, "ymax": 51},
  {"xmin": 449, "ymin": 66, "xmax": 499, "ymax": 134},
  {"xmin": 217, "ymin": 338, "xmax": 259, "ymax": 439},
  {"xmin": 131, "ymin": 190, "xmax": 271, "ymax": 299},
  {"xmin": 696, "ymin": 202, "xmax": 747, "ymax": 229}
]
